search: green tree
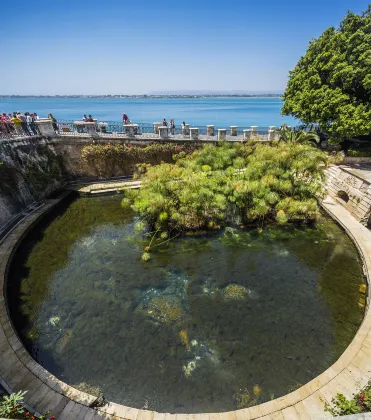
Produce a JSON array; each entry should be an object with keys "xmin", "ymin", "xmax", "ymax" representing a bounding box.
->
[{"xmin": 282, "ymin": 5, "xmax": 371, "ymax": 140}]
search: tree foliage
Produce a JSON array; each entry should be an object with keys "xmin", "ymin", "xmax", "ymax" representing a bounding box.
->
[
  {"xmin": 125, "ymin": 141, "xmax": 328, "ymax": 238},
  {"xmin": 282, "ymin": 6, "xmax": 371, "ymax": 140}
]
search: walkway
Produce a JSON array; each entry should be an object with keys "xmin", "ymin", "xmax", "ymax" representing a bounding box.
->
[{"xmin": 0, "ymin": 196, "xmax": 371, "ymax": 419}]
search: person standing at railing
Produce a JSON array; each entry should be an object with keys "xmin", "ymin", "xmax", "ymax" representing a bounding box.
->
[
  {"xmin": 32, "ymin": 113, "xmax": 40, "ymax": 135},
  {"xmin": 48, "ymin": 113, "xmax": 58, "ymax": 132},
  {"xmin": 25, "ymin": 112, "xmax": 34, "ymax": 135},
  {"xmin": 87, "ymin": 115, "xmax": 94, "ymax": 122},
  {"xmin": 11, "ymin": 113, "xmax": 22, "ymax": 135},
  {"xmin": 123, "ymin": 114, "xmax": 128, "ymax": 124},
  {"xmin": 170, "ymin": 119, "xmax": 175, "ymax": 135},
  {"xmin": 163, "ymin": 118, "xmax": 168, "ymax": 127},
  {"xmin": 82, "ymin": 114, "xmax": 88, "ymax": 122}
]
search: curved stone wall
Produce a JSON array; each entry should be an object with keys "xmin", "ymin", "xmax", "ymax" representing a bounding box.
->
[{"xmin": 1, "ymin": 195, "xmax": 371, "ymax": 419}]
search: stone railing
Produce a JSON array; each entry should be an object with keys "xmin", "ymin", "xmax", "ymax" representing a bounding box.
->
[{"xmin": 33, "ymin": 119, "xmax": 291, "ymax": 142}]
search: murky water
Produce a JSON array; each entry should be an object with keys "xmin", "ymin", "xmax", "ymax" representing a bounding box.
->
[{"xmin": 8, "ymin": 195, "xmax": 366, "ymax": 413}]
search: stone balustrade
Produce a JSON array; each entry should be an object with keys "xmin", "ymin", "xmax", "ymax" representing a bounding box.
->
[
  {"xmin": 124, "ymin": 124, "xmax": 138, "ymax": 136},
  {"xmin": 190, "ymin": 127, "xmax": 199, "ymax": 140},
  {"xmin": 218, "ymin": 128, "xmax": 227, "ymax": 141},
  {"xmin": 26, "ymin": 118, "xmax": 289, "ymax": 144},
  {"xmin": 153, "ymin": 122, "xmax": 162, "ymax": 134},
  {"xmin": 158, "ymin": 126, "xmax": 168, "ymax": 139},
  {"xmin": 243, "ymin": 129, "xmax": 252, "ymax": 141},
  {"xmin": 207, "ymin": 125, "xmax": 215, "ymax": 136},
  {"xmin": 35, "ymin": 118, "xmax": 58, "ymax": 137}
]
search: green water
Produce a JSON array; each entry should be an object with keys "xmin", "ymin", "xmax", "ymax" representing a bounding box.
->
[{"xmin": 8, "ymin": 195, "xmax": 365, "ymax": 413}]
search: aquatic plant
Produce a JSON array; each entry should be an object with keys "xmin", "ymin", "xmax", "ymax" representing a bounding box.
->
[
  {"xmin": 224, "ymin": 284, "xmax": 249, "ymax": 300},
  {"xmin": 129, "ymin": 141, "xmax": 327, "ymax": 239},
  {"xmin": 141, "ymin": 252, "xmax": 151, "ymax": 262},
  {"xmin": 143, "ymin": 296, "xmax": 186, "ymax": 324},
  {"xmin": 234, "ymin": 385, "xmax": 263, "ymax": 409},
  {"xmin": 74, "ymin": 382, "xmax": 102, "ymax": 398},
  {"xmin": 179, "ymin": 329, "xmax": 190, "ymax": 351}
]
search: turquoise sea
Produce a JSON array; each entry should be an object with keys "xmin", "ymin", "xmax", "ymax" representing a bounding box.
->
[{"xmin": 0, "ymin": 97, "xmax": 297, "ymax": 128}]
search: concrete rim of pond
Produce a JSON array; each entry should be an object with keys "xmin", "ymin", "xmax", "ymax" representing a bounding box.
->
[{"xmin": 1, "ymin": 194, "xmax": 371, "ymax": 420}]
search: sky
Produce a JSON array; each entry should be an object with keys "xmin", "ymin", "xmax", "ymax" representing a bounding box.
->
[{"xmin": 1, "ymin": 0, "xmax": 369, "ymax": 95}]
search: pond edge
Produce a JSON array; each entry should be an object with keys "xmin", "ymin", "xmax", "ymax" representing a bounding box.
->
[{"xmin": 0, "ymin": 194, "xmax": 371, "ymax": 419}]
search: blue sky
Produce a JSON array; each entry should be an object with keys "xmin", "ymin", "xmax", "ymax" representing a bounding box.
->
[{"xmin": 0, "ymin": 0, "xmax": 369, "ymax": 95}]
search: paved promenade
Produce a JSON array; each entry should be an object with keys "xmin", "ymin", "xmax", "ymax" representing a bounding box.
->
[{"xmin": 0, "ymin": 195, "xmax": 371, "ymax": 419}]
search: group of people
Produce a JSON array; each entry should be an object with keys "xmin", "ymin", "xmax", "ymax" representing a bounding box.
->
[
  {"xmin": 0, "ymin": 111, "xmax": 41, "ymax": 137},
  {"xmin": 162, "ymin": 119, "xmax": 181, "ymax": 135},
  {"xmin": 82, "ymin": 114, "xmax": 95, "ymax": 122}
]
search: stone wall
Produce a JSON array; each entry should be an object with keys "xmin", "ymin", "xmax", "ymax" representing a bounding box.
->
[
  {"xmin": 326, "ymin": 165, "xmax": 371, "ymax": 224},
  {"xmin": 0, "ymin": 137, "xmax": 66, "ymax": 230}
]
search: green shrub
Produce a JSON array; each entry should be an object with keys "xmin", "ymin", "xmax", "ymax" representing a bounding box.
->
[
  {"xmin": 347, "ymin": 149, "xmax": 371, "ymax": 157},
  {"xmin": 325, "ymin": 380, "xmax": 371, "ymax": 416},
  {"xmin": 81, "ymin": 142, "xmax": 198, "ymax": 177}
]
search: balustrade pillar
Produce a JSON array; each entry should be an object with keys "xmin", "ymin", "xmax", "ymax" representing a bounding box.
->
[
  {"xmin": 207, "ymin": 125, "xmax": 215, "ymax": 136},
  {"xmin": 84, "ymin": 122, "xmax": 98, "ymax": 137},
  {"xmin": 267, "ymin": 129, "xmax": 275, "ymax": 141},
  {"xmin": 218, "ymin": 129, "xmax": 226, "ymax": 141},
  {"xmin": 153, "ymin": 122, "xmax": 162, "ymax": 134},
  {"xmin": 35, "ymin": 118, "xmax": 58, "ymax": 137},
  {"xmin": 243, "ymin": 129, "xmax": 252, "ymax": 141},
  {"xmin": 124, "ymin": 124, "xmax": 138, "ymax": 136},
  {"xmin": 251, "ymin": 126, "xmax": 258, "ymax": 137},
  {"xmin": 158, "ymin": 126, "xmax": 168, "ymax": 139},
  {"xmin": 230, "ymin": 126, "xmax": 238, "ymax": 136},
  {"xmin": 190, "ymin": 127, "xmax": 199, "ymax": 140}
]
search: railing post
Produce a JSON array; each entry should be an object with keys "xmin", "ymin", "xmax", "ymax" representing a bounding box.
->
[
  {"xmin": 154, "ymin": 122, "xmax": 161, "ymax": 134},
  {"xmin": 218, "ymin": 129, "xmax": 226, "ymax": 141},
  {"xmin": 190, "ymin": 127, "xmax": 199, "ymax": 140},
  {"xmin": 124, "ymin": 124, "xmax": 138, "ymax": 137},
  {"xmin": 243, "ymin": 129, "xmax": 252, "ymax": 141},
  {"xmin": 251, "ymin": 126, "xmax": 258, "ymax": 137},
  {"xmin": 85, "ymin": 122, "xmax": 98, "ymax": 137},
  {"xmin": 207, "ymin": 125, "xmax": 215, "ymax": 136},
  {"xmin": 158, "ymin": 126, "xmax": 168, "ymax": 139},
  {"xmin": 35, "ymin": 118, "xmax": 58, "ymax": 137},
  {"xmin": 267, "ymin": 129, "xmax": 275, "ymax": 141},
  {"xmin": 230, "ymin": 126, "xmax": 238, "ymax": 136}
]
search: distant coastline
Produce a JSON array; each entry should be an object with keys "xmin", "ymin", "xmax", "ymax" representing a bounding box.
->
[{"xmin": 0, "ymin": 94, "xmax": 282, "ymax": 99}]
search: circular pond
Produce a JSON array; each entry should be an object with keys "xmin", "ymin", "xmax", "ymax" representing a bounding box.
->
[{"xmin": 7, "ymin": 195, "xmax": 366, "ymax": 413}]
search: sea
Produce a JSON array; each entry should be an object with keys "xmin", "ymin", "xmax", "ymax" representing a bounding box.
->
[{"xmin": 0, "ymin": 97, "xmax": 297, "ymax": 128}]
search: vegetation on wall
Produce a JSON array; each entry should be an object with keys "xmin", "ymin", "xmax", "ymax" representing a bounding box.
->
[
  {"xmin": 0, "ymin": 161, "xmax": 19, "ymax": 194},
  {"xmin": 282, "ymin": 5, "xmax": 371, "ymax": 140},
  {"xmin": 123, "ymin": 140, "xmax": 328, "ymax": 254},
  {"xmin": 0, "ymin": 144, "xmax": 65, "ymax": 201},
  {"xmin": 81, "ymin": 142, "xmax": 198, "ymax": 177}
]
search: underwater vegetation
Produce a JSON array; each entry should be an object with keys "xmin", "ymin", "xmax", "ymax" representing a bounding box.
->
[
  {"xmin": 224, "ymin": 284, "xmax": 250, "ymax": 300},
  {"xmin": 234, "ymin": 384, "xmax": 263, "ymax": 409},
  {"xmin": 179, "ymin": 329, "xmax": 190, "ymax": 351},
  {"xmin": 141, "ymin": 296, "xmax": 186, "ymax": 324}
]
